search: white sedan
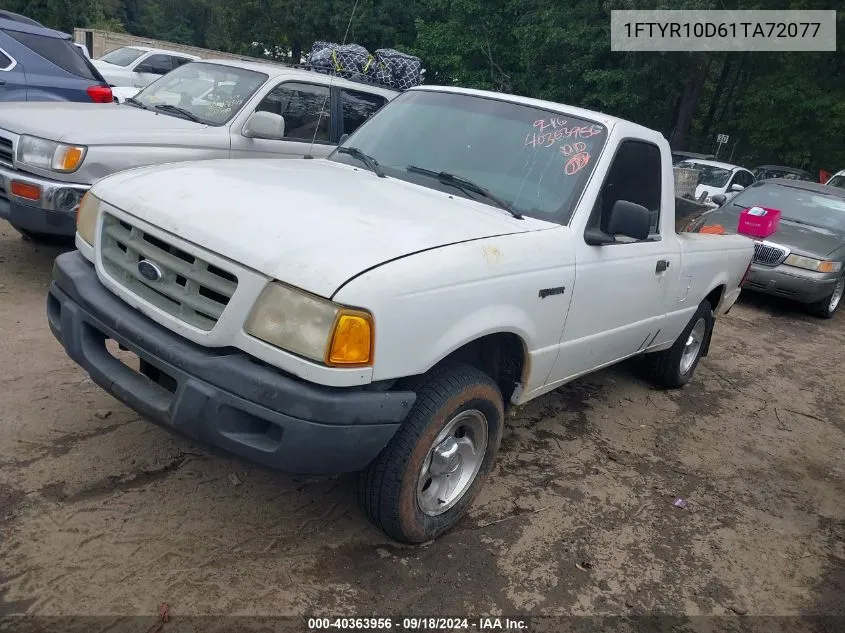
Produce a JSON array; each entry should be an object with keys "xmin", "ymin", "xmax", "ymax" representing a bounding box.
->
[
  {"xmin": 678, "ymin": 159, "xmax": 756, "ymax": 205},
  {"xmin": 92, "ymin": 46, "xmax": 200, "ymax": 88}
]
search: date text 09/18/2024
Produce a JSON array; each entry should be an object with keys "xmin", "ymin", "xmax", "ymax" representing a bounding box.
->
[{"xmin": 307, "ymin": 617, "xmax": 529, "ymax": 631}]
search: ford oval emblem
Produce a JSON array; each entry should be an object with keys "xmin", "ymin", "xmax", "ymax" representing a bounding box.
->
[{"xmin": 137, "ymin": 260, "xmax": 163, "ymax": 282}]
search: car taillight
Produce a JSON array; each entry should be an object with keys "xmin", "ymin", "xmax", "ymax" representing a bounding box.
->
[{"xmin": 86, "ymin": 85, "xmax": 113, "ymax": 103}]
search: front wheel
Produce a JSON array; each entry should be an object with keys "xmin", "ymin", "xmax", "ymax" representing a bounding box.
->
[
  {"xmin": 644, "ymin": 300, "xmax": 714, "ymax": 389},
  {"xmin": 358, "ymin": 363, "xmax": 504, "ymax": 544},
  {"xmin": 806, "ymin": 275, "xmax": 845, "ymax": 319}
]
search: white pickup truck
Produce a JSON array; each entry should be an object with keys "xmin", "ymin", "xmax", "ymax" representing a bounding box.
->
[{"xmin": 47, "ymin": 86, "xmax": 754, "ymax": 543}]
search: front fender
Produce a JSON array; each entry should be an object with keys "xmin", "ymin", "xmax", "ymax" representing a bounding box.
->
[{"xmin": 332, "ymin": 228, "xmax": 576, "ymax": 390}]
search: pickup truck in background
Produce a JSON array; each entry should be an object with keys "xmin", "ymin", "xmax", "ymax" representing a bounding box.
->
[
  {"xmin": 0, "ymin": 59, "xmax": 396, "ymax": 240},
  {"xmin": 47, "ymin": 86, "xmax": 754, "ymax": 543}
]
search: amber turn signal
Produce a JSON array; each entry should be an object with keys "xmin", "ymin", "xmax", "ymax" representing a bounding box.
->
[
  {"xmin": 10, "ymin": 181, "xmax": 41, "ymax": 201},
  {"xmin": 327, "ymin": 311, "xmax": 374, "ymax": 366}
]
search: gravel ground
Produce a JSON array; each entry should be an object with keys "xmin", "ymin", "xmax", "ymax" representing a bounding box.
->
[{"xmin": 1, "ymin": 219, "xmax": 843, "ymax": 624}]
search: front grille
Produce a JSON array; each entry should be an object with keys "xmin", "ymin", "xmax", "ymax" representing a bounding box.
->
[
  {"xmin": 0, "ymin": 136, "xmax": 13, "ymax": 167},
  {"xmin": 100, "ymin": 213, "xmax": 238, "ymax": 331},
  {"xmin": 752, "ymin": 242, "xmax": 788, "ymax": 267}
]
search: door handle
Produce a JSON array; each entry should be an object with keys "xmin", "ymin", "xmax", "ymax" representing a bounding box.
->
[{"xmin": 656, "ymin": 259, "xmax": 670, "ymax": 273}]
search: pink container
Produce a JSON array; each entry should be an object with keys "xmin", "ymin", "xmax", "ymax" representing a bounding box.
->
[{"xmin": 738, "ymin": 206, "xmax": 781, "ymax": 238}]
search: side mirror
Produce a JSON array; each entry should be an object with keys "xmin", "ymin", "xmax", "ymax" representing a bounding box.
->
[
  {"xmin": 339, "ymin": 133, "xmax": 349, "ymax": 144},
  {"xmin": 243, "ymin": 111, "xmax": 286, "ymax": 140},
  {"xmin": 729, "ymin": 183, "xmax": 745, "ymax": 192},
  {"xmin": 585, "ymin": 200, "xmax": 651, "ymax": 245},
  {"xmin": 711, "ymin": 193, "xmax": 727, "ymax": 206}
]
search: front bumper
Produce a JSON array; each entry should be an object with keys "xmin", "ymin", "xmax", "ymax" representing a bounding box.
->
[
  {"xmin": 742, "ymin": 262, "xmax": 839, "ymax": 304},
  {"xmin": 47, "ymin": 252, "xmax": 416, "ymax": 475},
  {"xmin": 0, "ymin": 164, "xmax": 89, "ymax": 236}
]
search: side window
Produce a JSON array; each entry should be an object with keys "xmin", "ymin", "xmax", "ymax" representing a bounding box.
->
[
  {"xmin": 341, "ymin": 89, "xmax": 388, "ymax": 135},
  {"xmin": 4, "ymin": 31, "xmax": 97, "ymax": 79},
  {"xmin": 590, "ymin": 140, "xmax": 662, "ymax": 239},
  {"xmin": 255, "ymin": 82, "xmax": 331, "ymax": 142},
  {"xmin": 743, "ymin": 171, "xmax": 755, "ymax": 186},
  {"xmin": 0, "ymin": 49, "xmax": 13, "ymax": 71},
  {"xmin": 137, "ymin": 54, "xmax": 172, "ymax": 75},
  {"xmin": 172, "ymin": 56, "xmax": 193, "ymax": 68}
]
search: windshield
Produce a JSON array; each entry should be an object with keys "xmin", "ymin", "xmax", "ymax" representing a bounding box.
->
[
  {"xmin": 329, "ymin": 90, "xmax": 608, "ymax": 223},
  {"xmin": 729, "ymin": 184, "xmax": 845, "ymax": 232},
  {"xmin": 132, "ymin": 62, "xmax": 268, "ymax": 126},
  {"xmin": 755, "ymin": 168, "xmax": 810, "ymax": 181},
  {"xmin": 681, "ymin": 161, "xmax": 732, "ymax": 187},
  {"xmin": 99, "ymin": 47, "xmax": 146, "ymax": 67},
  {"xmin": 826, "ymin": 174, "xmax": 845, "ymax": 189}
]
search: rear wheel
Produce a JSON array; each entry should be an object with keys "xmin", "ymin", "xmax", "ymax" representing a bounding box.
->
[
  {"xmin": 357, "ymin": 363, "xmax": 504, "ymax": 544},
  {"xmin": 645, "ymin": 300, "xmax": 714, "ymax": 389},
  {"xmin": 806, "ymin": 275, "xmax": 845, "ymax": 319}
]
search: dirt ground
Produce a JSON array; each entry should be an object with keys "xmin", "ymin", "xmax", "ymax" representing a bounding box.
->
[{"xmin": 1, "ymin": 218, "xmax": 844, "ymax": 623}]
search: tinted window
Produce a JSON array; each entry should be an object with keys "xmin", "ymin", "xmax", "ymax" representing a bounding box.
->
[
  {"xmin": 134, "ymin": 62, "xmax": 267, "ymax": 126},
  {"xmin": 0, "ymin": 50, "xmax": 12, "ymax": 70},
  {"xmin": 256, "ymin": 82, "xmax": 331, "ymax": 142},
  {"xmin": 827, "ymin": 175, "xmax": 845, "ymax": 189},
  {"xmin": 138, "ymin": 54, "xmax": 173, "ymax": 74},
  {"xmin": 99, "ymin": 46, "xmax": 146, "ymax": 67},
  {"xmin": 330, "ymin": 90, "xmax": 608, "ymax": 222},
  {"xmin": 341, "ymin": 89, "xmax": 387, "ymax": 135},
  {"xmin": 592, "ymin": 140, "xmax": 662, "ymax": 237},
  {"xmin": 5, "ymin": 30, "xmax": 98, "ymax": 80},
  {"xmin": 741, "ymin": 171, "xmax": 755, "ymax": 187},
  {"xmin": 172, "ymin": 56, "xmax": 194, "ymax": 68},
  {"xmin": 730, "ymin": 184, "xmax": 845, "ymax": 232}
]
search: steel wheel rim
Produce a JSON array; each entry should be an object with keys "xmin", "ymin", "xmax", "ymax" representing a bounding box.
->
[
  {"xmin": 679, "ymin": 318, "xmax": 706, "ymax": 375},
  {"xmin": 829, "ymin": 277, "xmax": 845, "ymax": 312},
  {"xmin": 416, "ymin": 410, "xmax": 489, "ymax": 517}
]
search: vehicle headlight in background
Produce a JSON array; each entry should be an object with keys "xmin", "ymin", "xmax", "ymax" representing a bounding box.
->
[
  {"xmin": 16, "ymin": 135, "xmax": 87, "ymax": 173},
  {"xmin": 245, "ymin": 282, "xmax": 374, "ymax": 367},
  {"xmin": 784, "ymin": 254, "xmax": 842, "ymax": 273},
  {"xmin": 75, "ymin": 192, "xmax": 101, "ymax": 246}
]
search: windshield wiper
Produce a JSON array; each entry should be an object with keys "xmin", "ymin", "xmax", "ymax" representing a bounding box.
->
[
  {"xmin": 153, "ymin": 104, "xmax": 203, "ymax": 123},
  {"xmin": 406, "ymin": 165, "xmax": 522, "ymax": 219},
  {"xmin": 124, "ymin": 97, "xmax": 147, "ymax": 109},
  {"xmin": 337, "ymin": 146, "xmax": 385, "ymax": 178}
]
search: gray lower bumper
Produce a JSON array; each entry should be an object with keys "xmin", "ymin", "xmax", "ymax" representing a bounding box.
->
[
  {"xmin": 742, "ymin": 263, "xmax": 838, "ymax": 304},
  {"xmin": 0, "ymin": 165, "xmax": 88, "ymax": 236},
  {"xmin": 47, "ymin": 252, "xmax": 415, "ymax": 475}
]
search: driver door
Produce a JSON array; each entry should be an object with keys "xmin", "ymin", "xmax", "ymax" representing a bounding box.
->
[{"xmin": 546, "ymin": 140, "xmax": 677, "ymax": 385}]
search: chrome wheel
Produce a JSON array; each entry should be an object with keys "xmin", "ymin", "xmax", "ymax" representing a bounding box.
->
[
  {"xmin": 679, "ymin": 318, "xmax": 706, "ymax": 375},
  {"xmin": 416, "ymin": 410, "xmax": 488, "ymax": 516},
  {"xmin": 829, "ymin": 277, "xmax": 845, "ymax": 313}
]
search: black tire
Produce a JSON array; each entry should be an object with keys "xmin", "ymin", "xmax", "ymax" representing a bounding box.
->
[
  {"xmin": 806, "ymin": 275, "xmax": 845, "ymax": 319},
  {"xmin": 645, "ymin": 300, "xmax": 714, "ymax": 389},
  {"xmin": 357, "ymin": 363, "xmax": 504, "ymax": 544}
]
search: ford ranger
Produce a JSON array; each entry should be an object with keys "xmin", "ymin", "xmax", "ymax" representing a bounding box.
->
[{"xmin": 47, "ymin": 86, "xmax": 754, "ymax": 543}]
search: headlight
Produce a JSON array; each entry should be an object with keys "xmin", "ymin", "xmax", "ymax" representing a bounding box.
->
[
  {"xmin": 245, "ymin": 282, "xmax": 374, "ymax": 367},
  {"xmin": 784, "ymin": 254, "xmax": 842, "ymax": 273},
  {"xmin": 75, "ymin": 192, "xmax": 101, "ymax": 246},
  {"xmin": 16, "ymin": 135, "xmax": 87, "ymax": 173}
]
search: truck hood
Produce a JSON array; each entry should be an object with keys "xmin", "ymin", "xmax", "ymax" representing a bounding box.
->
[
  {"xmin": 93, "ymin": 159, "xmax": 547, "ymax": 297},
  {"xmin": 0, "ymin": 102, "xmax": 206, "ymax": 144},
  {"xmin": 701, "ymin": 207, "xmax": 845, "ymax": 258}
]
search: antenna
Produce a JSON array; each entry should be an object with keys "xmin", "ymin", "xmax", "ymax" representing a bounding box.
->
[{"xmin": 304, "ymin": 0, "xmax": 361, "ymax": 159}]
